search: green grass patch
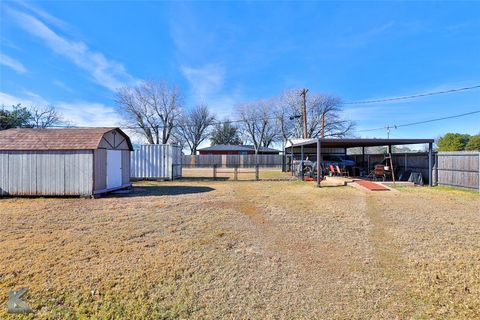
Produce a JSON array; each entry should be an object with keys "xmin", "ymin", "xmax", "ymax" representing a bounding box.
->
[{"xmin": 393, "ymin": 185, "xmax": 479, "ymax": 197}]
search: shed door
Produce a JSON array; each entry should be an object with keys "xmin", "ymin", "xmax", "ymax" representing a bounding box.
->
[{"xmin": 107, "ymin": 150, "xmax": 122, "ymax": 189}]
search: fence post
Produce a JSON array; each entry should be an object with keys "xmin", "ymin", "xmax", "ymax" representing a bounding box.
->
[
  {"xmin": 213, "ymin": 164, "xmax": 217, "ymax": 180},
  {"xmin": 234, "ymin": 166, "xmax": 238, "ymax": 181},
  {"xmin": 478, "ymin": 152, "xmax": 480, "ymax": 193},
  {"xmin": 428, "ymin": 143, "xmax": 433, "ymax": 187},
  {"xmin": 255, "ymin": 164, "xmax": 259, "ymax": 181}
]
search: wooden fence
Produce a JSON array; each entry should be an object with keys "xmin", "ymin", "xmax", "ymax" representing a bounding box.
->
[
  {"xmin": 183, "ymin": 154, "xmax": 284, "ymax": 168},
  {"xmin": 435, "ymin": 151, "xmax": 479, "ymax": 191},
  {"xmin": 347, "ymin": 152, "xmax": 433, "ymax": 182},
  {"xmin": 348, "ymin": 151, "xmax": 479, "ymax": 190}
]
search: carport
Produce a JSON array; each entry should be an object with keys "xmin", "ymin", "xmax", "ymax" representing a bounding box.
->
[{"xmin": 285, "ymin": 138, "xmax": 435, "ymax": 187}]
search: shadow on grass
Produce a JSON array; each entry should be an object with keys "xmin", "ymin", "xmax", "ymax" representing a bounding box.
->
[
  {"xmin": 108, "ymin": 185, "xmax": 215, "ymax": 197},
  {"xmin": 179, "ymin": 177, "xmax": 230, "ymax": 181}
]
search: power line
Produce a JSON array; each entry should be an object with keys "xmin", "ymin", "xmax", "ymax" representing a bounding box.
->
[
  {"xmin": 355, "ymin": 109, "xmax": 480, "ymax": 133},
  {"xmin": 345, "ymin": 85, "xmax": 480, "ymax": 105},
  {"xmin": 46, "ymin": 109, "xmax": 480, "ymax": 133}
]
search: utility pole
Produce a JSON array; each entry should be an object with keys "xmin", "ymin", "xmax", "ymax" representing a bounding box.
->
[
  {"xmin": 299, "ymin": 89, "xmax": 308, "ymax": 139},
  {"xmin": 386, "ymin": 125, "xmax": 397, "ymax": 139}
]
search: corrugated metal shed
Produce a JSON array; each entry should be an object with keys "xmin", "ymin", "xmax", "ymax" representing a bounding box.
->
[
  {"xmin": 131, "ymin": 144, "xmax": 182, "ymax": 180},
  {"xmin": 0, "ymin": 128, "xmax": 133, "ymax": 197}
]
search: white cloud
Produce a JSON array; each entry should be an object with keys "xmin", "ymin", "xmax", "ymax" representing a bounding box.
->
[
  {"xmin": 0, "ymin": 53, "xmax": 27, "ymax": 74},
  {"xmin": 181, "ymin": 63, "xmax": 225, "ymax": 102},
  {"xmin": 6, "ymin": 8, "xmax": 137, "ymax": 91},
  {"xmin": 55, "ymin": 101, "xmax": 122, "ymax": 127},
  {"xmin": 14, "ymin": 0, "xmax": 71, "ymax": 32},
  {"xmin": 52, "ymin": 80, "xmax": 74, "ymax": 93},
  {"xmin": 180, "ymin": 63, "xmax": 243, "ymax": 117},
  {"xmin": 337, "ymin": 21, "xmax": 395, "ymax": 48},
  {"xmin": 0, "ymin": 91, "xmax": 36, "ymax": 106},
  {"xmin": 0, "ymin": 91, "xmax": 121, "ymax": 127}
]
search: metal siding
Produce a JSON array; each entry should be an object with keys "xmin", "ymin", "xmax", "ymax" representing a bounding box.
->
[
  {"xmin": 64, "ymin": 151, "xmax": 93, "ymax": 196},
  {"xmin": 0, "ymin": 153, "xmax": 9, "ymax": 195},
  {"xmin": 0, "ymin": 150, "xmax": 97, "ymax": 196},
  {"xmin": 8, "ymin": 152, "xmax": 37, "ymax": 195},
  {"xmin": 36, "ymin": 152, "xmax": 65, "ymax": 195},
  {"xmin": 130, "ymin": 144, "xmax": 182, "ymax": 179},
  {"xmin": 94, "ymin": 149, "xmax": 107, "ymax": 191}
]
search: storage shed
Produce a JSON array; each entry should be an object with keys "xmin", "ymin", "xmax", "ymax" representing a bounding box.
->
[{"xmin": 0, "ymin": 128, "xmax": 133, "ymax": 196}]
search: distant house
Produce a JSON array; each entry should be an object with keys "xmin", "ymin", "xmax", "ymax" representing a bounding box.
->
[{"xmin": 198, "ymin": 144, "xmax": 280, "ymax": 155}]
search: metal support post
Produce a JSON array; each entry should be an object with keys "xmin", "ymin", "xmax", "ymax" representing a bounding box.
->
[
  {"xmin": 428, "ymin": 142, "xmax": 433, "ymax": 187},
  {"xmin": 301, "ymin": 145, "xmax": 304, "ymax": 180},
  {"xmin": 316, "ymin": 138, "xmax": 322, "ymax": 187}
]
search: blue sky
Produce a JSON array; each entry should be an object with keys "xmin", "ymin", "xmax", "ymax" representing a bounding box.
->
[{"xmin": 1, "ymin": 0, "xmax": 479, "ymax": 141}]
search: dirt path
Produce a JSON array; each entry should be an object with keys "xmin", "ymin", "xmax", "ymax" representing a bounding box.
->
[{"xmin": 227, "ymin": 183, "xmax": 415, "ymax": 319}]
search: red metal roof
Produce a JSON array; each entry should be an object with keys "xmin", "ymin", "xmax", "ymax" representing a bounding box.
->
[{"xmin": 0, "ymin": 127, "xmax": 133, "ymax": 151}]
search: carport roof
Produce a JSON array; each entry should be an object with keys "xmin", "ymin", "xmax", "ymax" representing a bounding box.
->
[{"xmin": 286, "ymin": 138, "xmax": 434, "ymax": 149}]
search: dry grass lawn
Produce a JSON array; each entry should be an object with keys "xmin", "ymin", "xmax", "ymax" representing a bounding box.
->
[{"xmin": 0, "ymin": 178, "xmax": 479, "ymax": 319}]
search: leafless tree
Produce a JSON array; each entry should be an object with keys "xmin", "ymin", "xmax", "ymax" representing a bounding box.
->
[
  {"xmin": 237, "ymin": 99, "xmax": 280, "ymax": 152},
  {"xmin": 273, "ymin": 89, "xmax": 355, "ymax": 139},
  {"xmin": 30, "ymin": 105, "xmax": 63, "ymax": 128},
  {"xmin": 272, "ymin": 91, "xmax": 298, "ymax": 142},
  {"xmin": 176, "ymin": 104, "xmax": 215, "ymax": 155},
  {"xmin": 115, "ymin": 81, "xmax": 182, "ymax": 144}
]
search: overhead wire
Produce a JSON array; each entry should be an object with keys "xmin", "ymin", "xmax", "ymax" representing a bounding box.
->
[
  {"xmin": 39, "ymin": 85, "xmax": 480, "ymax": 132},
  {"xmin": 344, "ymin": 84, "xmax": 480, "ymax": 105},
  {"xmin": 354, "ymin": 110, "xmax": 480, "ymax": 133}
]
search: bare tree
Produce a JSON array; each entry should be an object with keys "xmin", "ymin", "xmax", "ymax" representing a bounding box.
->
[
  {"xmin": 29, "ymin": 105, "xmax": 63, "ymax": 128},
  {"xmin": 273, "ymin": 89, "xmax": 354, "ymax": 139},
  {"xmin": 176, "ymin": 104, "xmax": 215, "ymax": 155},
  {"xmin": 237, "ymin": 99, "xmax": 279, "ymax": 153},
  {"xmin": 272, "ymin": 91, "xmax": 298, "ymax": 142},
  {"xmin": 115, "ymin": 81, "xmax": 182, "ymax": 144}
]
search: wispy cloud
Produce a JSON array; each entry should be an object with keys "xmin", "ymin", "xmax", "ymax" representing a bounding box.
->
[
  {"xmin": 180, "ymin": 63, "xmax": 243, "ymax": 116},
  {"xmin": 6, "ymin": 7, "xmax": 137, "ymax": 91},
  {"xmin": 52, "ymin": 80, "xmax": 74, "ymax": 93},
  {"xmin": 55, "ymin": 101, "xmax": 122, "ymax": 127},
  {"xmin": 0, "ymin": 91, "xmax": 122, "ymax": 127},
  {"xmin": 0, "ymin": 53, "xmax": 27, "ymax": 74},
  {"xmin": 181, "ymin": 63, "xmax": 225, "ymax": 102},
  {"xmin": 337, "ymin": 21, "xmax": 395, "ymax": 48},
  {"xmin": 14, "ymin": 0, "xmax": 71, "ymax": 32}
]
